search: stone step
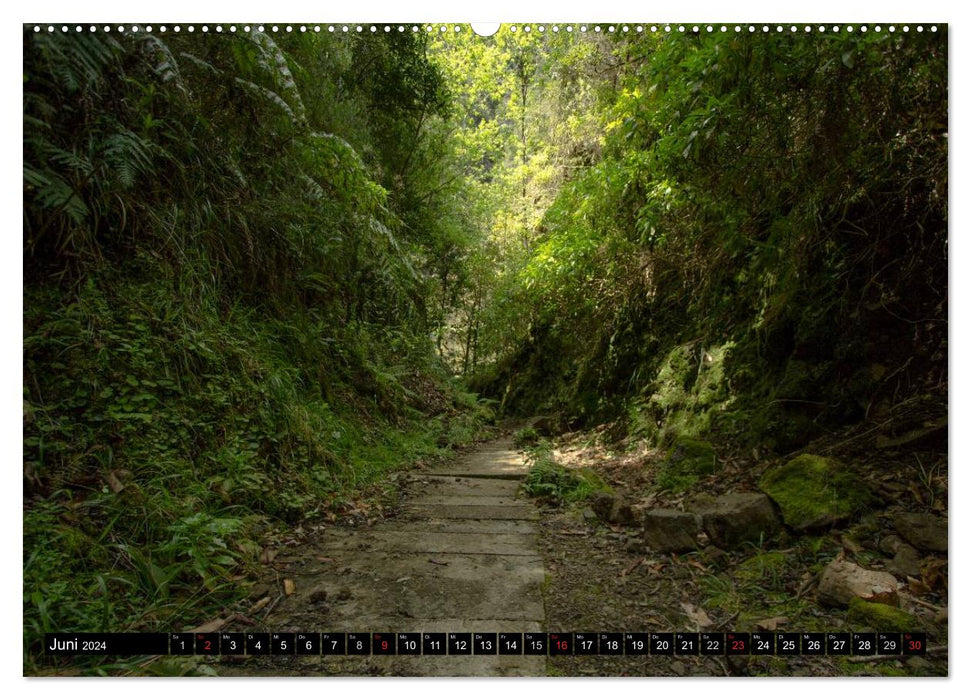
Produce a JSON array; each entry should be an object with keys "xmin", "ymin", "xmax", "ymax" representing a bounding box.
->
[
  {"xmin": 378, "ymin": 518, "xmax": 538, "ymax": 536},
  {"xmin": 406, "ymin": 495, "xmax": 524, "ymax": 507},
  {"xmin": 312, "ymin": 529, "xmax": 539, "ymax": 556},
  {"xmin": 404, "ymin": 476, "xmax": 521, "ymax": 496},
  {"xmin": 403, "ymin": 504, "xmax": 539, "ymax": 520}
]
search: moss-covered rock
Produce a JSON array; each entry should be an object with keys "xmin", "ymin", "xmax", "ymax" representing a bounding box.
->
[
  {"xmin": 848, "ymin": 598, "xmax": 917, "ymax": 632},
  {"xmin": 656, "ymin": 437, "xmax": 719, "ymax": 492},
  {"xmin": 629, "ymin": 342, "xmax": 736, "ymax": 444},
  {"xmin": 759, "ymin": 454, "xmax": 874, "ymax": 531},
  {"xmin": 691, "ymin": 492, "xmax": 782, "ymax": 550}
]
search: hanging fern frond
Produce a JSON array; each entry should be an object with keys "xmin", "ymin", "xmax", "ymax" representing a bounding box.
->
[
  {"xmin": 138, "ymin": 35, "xmax": 185, "ymax": 89},
  {"xmin": 178, "ymin": 51, "xmax": 220, "ymax": 77},
  {"xmin": 248, "ymin": 30, "xmax": 307, "ymax": 124},
  {"xmin": 234, "ymin": 77, "xmax": 297, "ymax": 123},
  {"xmin": 23, "ymin": 164, "xmax": 89, "ymax": 224},
  {"xmin": 299, "ymin": 173, "xmax": 327, "ymax": 202},
  {"xmin": 102, "ymin": 130, "xmax": 157, "ymax": 189},
  {"xmin": 33, "ymin": 33, "xmax": 119, "ymax": 93}
]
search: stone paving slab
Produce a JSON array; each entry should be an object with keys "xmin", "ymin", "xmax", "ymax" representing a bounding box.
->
[
  {"xmin": 280, "ymin": 550, "xmax": 544, "ymax": 581},
  {"xmin": 377, "ymin": 518, "xmax": 538, "ymax": 535},
  {"xmin": 406, "ymin": 494, "xmax": 525, "ymax": 507},
  {"xmin": 423, "ymin": 438, "xmax": 528, "ymax": 478},
  {"xmin": 309, "ymin": 529, "xmax": 539, "ymax": 555},
  {"xmin": 402, "ymin": 504, "xmax": 539, "ymax": 520},
  {"xmin": 405, "ymin": 475, "xmax": 521, "ymax": 497},
  {"xmin": 278, "ymin": 569, "xmax": 545, "ymax": 621}
]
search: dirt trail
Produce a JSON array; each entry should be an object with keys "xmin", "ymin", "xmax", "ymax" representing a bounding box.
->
[{"xmin": 219, "ymin": 438, "xmax": 547, "ymax": 676}]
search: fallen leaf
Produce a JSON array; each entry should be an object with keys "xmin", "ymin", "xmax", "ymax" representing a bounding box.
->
[
  {"xmin": 105, "ymin": 471, "xmax": 125, "ymax": 493},
  {"xmin": 681, "ymin": 602, "xmax": 713, "ymax": 629},
  {"xmin": 259, "ymin": 548, "xmax": 277, "ymax": 565},
  {"xmin": 908, "ymin": 481, "xmax": 925, "ymax": 505},
  {"xmin": 233, "ymin": 613, "xmax": 257, "ymax": 627},
  {"xmin": 315, "ymin": 556, "xmax": 334, "ymax": 563},
  {"xmin": 395, "ymin": 576, "xmax": 412, "ymax": 584},
  {"xmin": 754, "ymin": 616, "xmax": 789, "ymax": 631},
  {"xmin": 247, "ymin": 596, "xmax": 271, "ymax": 614},
  {"xmin": 283, "ymin": 579, "xmax": 296, "ymax": 596},
  {"xmin": 622, "ymin": 557, "xmax": 646, "ymax": 577},
  {"xmin": 921, "ymin": 558, "xmax": 947, "ymax": 590},
  {"xmin": 189, "ymin": 617, "xmax": 226, "ymax": 633},
  {"xmin": 906, "ymin": 576, "xmax": 931, "ymax": 595}
]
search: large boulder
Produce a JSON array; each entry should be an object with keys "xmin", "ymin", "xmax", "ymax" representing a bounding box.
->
[
  {"xmin": 893, "ymin": 512, "xmax": 947, "ymax": 553},
  {"xmin": 690, "ymin": 493, "xmax": 781, "ymax": 550},
  {"xmin": 817, "ymin": 558, "xmax": 899, "ymax": 607},
  {"xmin": 759, "ymin": 454, "xmax": 874, "ymax": 532},
  {"xmin": 641, "ymin": 509, "xmax": 701, "ymax": 553}
]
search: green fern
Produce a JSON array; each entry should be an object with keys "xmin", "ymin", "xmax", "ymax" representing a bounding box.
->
[{"xmin": 103, "ymin": 130, "xmax": 156, "ymax": 189}]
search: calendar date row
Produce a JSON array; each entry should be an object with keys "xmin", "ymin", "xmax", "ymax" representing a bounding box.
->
[{"xmin": 46, "ymin": 631, "xmax": 927, "ymax": 657}]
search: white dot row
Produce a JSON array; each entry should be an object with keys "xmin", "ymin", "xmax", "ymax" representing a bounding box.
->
[{"xmin": 31, "ymin": 24, "xmax": 940, "ymax": 35}]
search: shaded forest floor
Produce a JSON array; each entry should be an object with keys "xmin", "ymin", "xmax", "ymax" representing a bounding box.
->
[{"xmin": 538, "ymin": 408, "xmax": 947, "ymax": 677}]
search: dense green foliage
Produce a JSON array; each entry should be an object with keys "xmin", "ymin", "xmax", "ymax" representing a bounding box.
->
[
  {"xmin": 453, "ymin": 28, "xmax": 947, "ymax": 451},
  {"xmin": 23, "ymin": 27, "xmax": 488, "ymax": 670}
]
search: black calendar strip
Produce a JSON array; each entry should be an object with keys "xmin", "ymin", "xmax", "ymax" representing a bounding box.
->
[{"xmin": 44, "ymin": 632, "xmax": 927, "ymax": 657}]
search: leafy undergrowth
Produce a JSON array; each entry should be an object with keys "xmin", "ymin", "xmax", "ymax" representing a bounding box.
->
[
  {"xmin": 23, "ymin": 276, "xmax": 493, "ymax": 675},
  {"xmin": 522, "ymin": 440, "xmax": 606, "ymax": 506}
]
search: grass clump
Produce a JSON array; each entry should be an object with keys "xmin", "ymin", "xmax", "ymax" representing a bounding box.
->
[{"xmin": 734, "ymin": 551, "xmax": 789, "ymax": 587}]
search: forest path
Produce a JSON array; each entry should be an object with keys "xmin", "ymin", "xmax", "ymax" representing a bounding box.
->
[{"xmin": 218, "ymin": 438, "xmax": 547, "ymax": 676}]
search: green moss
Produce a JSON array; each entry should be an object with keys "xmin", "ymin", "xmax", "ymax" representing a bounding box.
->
[
  {"xmin": 735, "ymin": 551, "xmax": 788, "ymax": 586},
  {"xmin": 669, "ymin": 437, "xmax": 715, "ymax": 460},
  {"xmin": 759, "ymin": 454, "xmax": 874, "ymax": 531},
  {"xmin": 848, "ymin": 598, "xmax": 917, "ymax": 632},
  {"xmin": 765, "ymin": 657, "xmax": 792, "ymax": 674},
  {"xmin": 656, "ymin": 436, "xmax": 718, "ymax": 492},
  {"xmin": 629, "ymin": 342, "xmax": 737, "ymax": 444}
]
